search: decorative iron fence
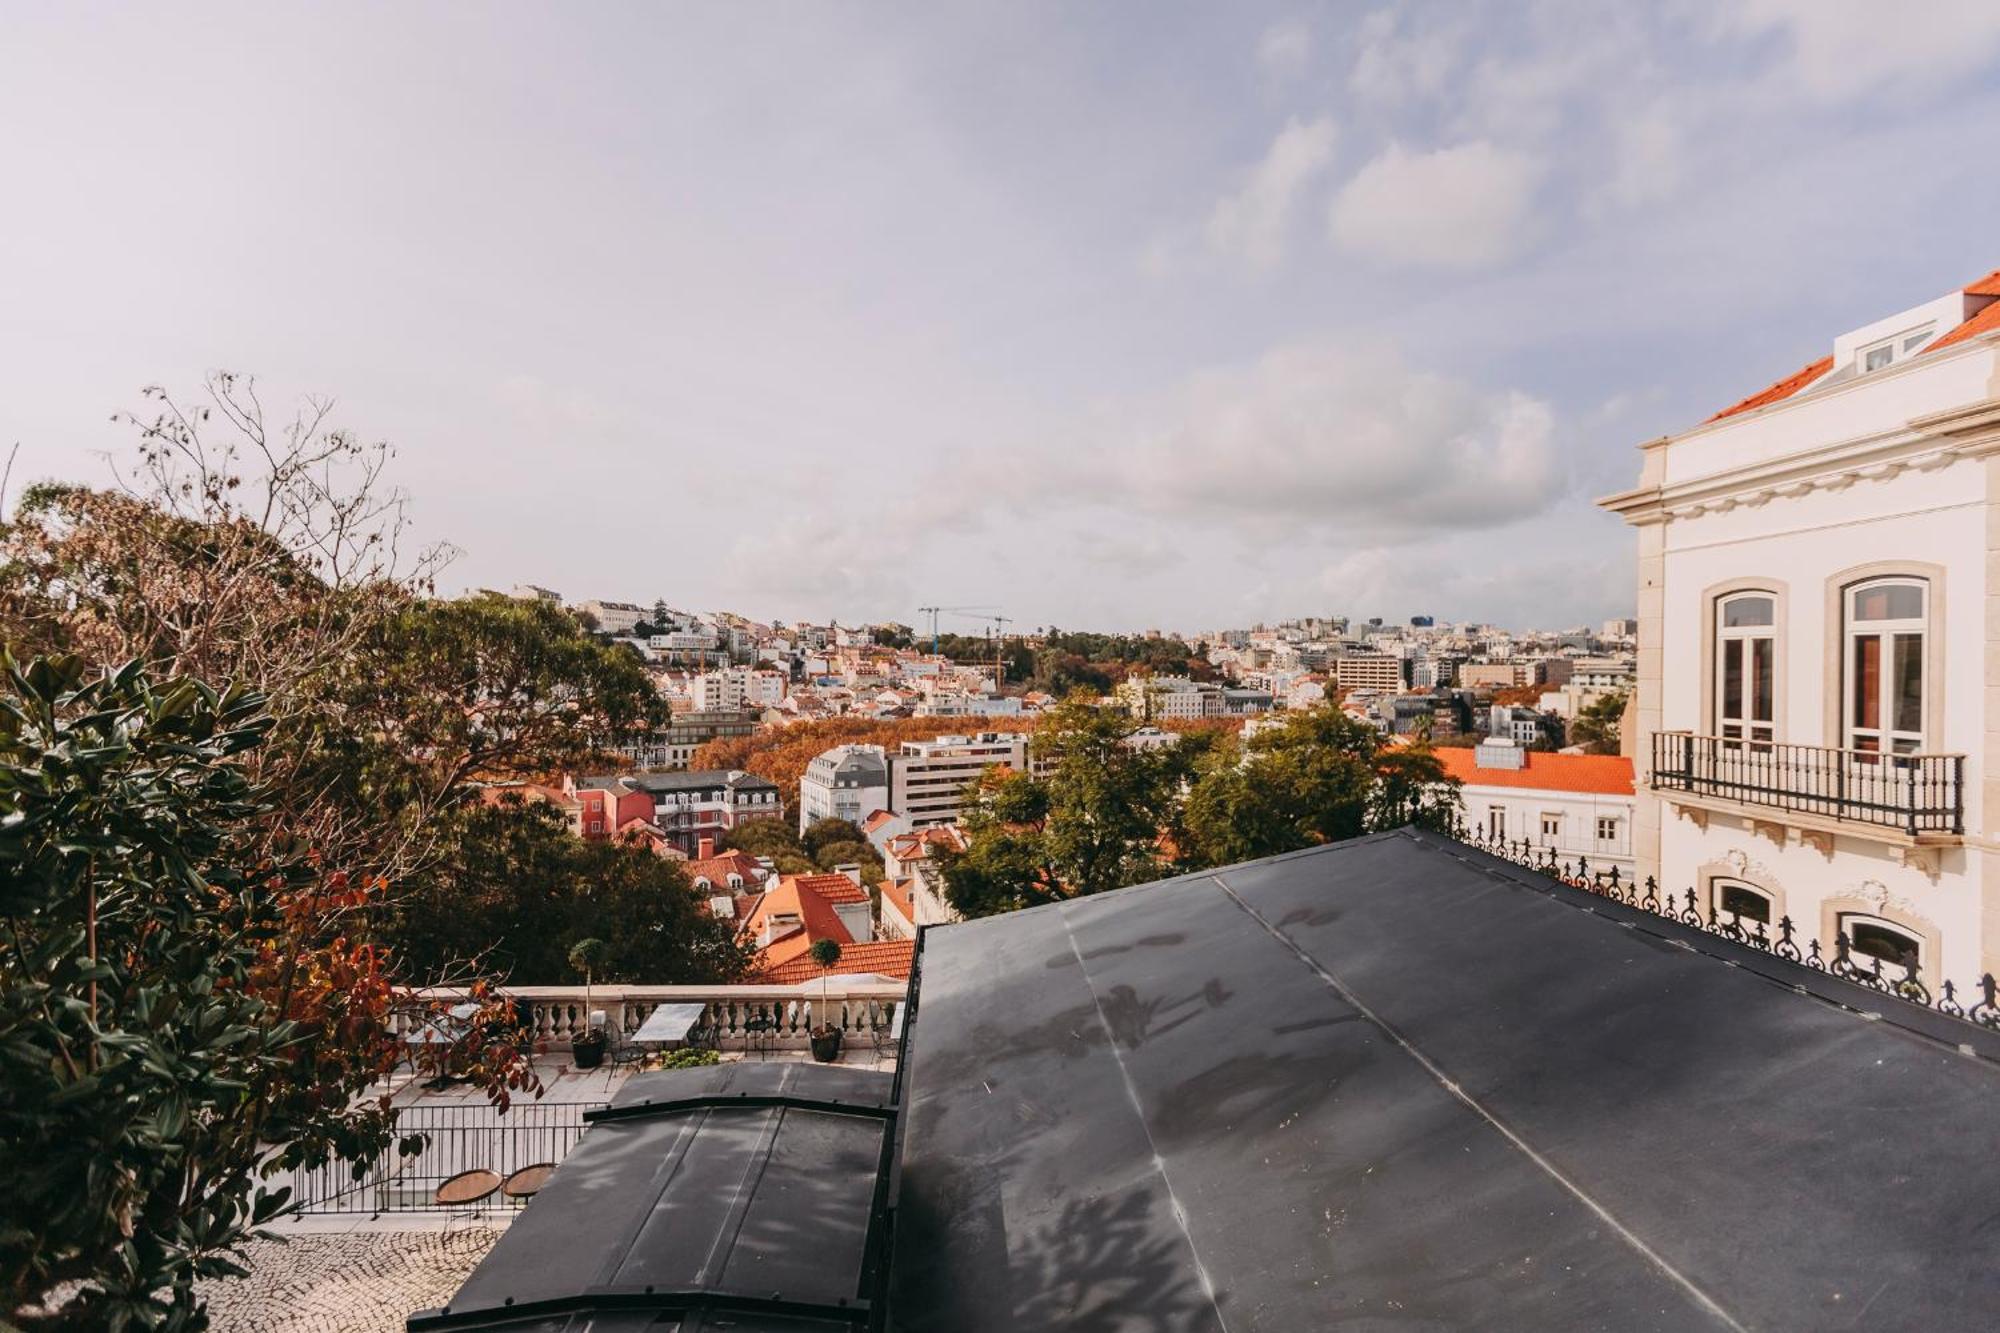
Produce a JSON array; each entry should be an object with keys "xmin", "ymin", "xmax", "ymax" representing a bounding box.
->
[
  {"xmin": 1450, "ymin": 826, "xmax": 2000, "ymax": 1033},
  {"xmin": 287, "ymin": 1101, "xmax": 601, "ymax": 1215},
  {"xmin": 1651, "ymin": 732, "xmax": 1964, "ymax": 835}
]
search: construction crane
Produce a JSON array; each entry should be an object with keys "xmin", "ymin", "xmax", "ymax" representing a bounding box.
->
[{"xmin": 916, "ymin": 605, "xmax": 997, "ymax": 656}]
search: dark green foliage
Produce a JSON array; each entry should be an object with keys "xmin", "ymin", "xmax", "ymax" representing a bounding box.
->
[
  {"xmin": 1, "ymin": 658, "xmax": 348, "ymax": 1331},
  {"xmin": 390, "ymin": 800, "xmax": 748, "ymax": 986}
]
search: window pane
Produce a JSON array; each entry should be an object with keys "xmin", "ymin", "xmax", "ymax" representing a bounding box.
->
[
  {"xmin": 1864, "ymin": 345, "xmax": 1893, "ymax": 372},
  {"xmin": 1848, "ymin": 920, "xmax": 1920, "ymax": 969},
  {"xmin": 1751, "ymin": 638, "xmax": 1773, "ymax": 723},
  {"xmin": 1852, "ymin": 583, "xmax": 1923, "ymax": 621},
  {"xmin": 1722, "ymin": 596, "xmax": 1774, "ymax": 627},
  {"xmin": 1892, "ymin": 633, "xmax": 1922, "ymax": 736},
  {"xmin": 1852, "ymin": 634, "xmax": 1880, "ymax": 730},
  {"xmin": 1718, "ymin": 884, "xmax": 1770, "ymax": 924},
  {"xmin": 1723, "ymin": 640, "xmax": 1742, "ymax": 719}
]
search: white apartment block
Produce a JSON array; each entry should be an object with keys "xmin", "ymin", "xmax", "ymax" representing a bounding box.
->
[
  {"xmin": 1114, "ymin": 675, "xmax": 1221, "ymax": 721},
  {"xmin": 692, "ymin": 666, "xmax": 787, "ymax": 712},
  {"xmin": 1602, "ymin": 268, "xmax": 2000, "ymax": 991},
  {"xmin": 1443, "ymin": 739, "xmax": 1636, "ymax": 880},
  {"xmin": 892, "ymin": 732, "xmax": 1032, "ymax": 828},
  {"xmin": 797, "ymin": 744, "xmax": 893, "ymax": 834}
]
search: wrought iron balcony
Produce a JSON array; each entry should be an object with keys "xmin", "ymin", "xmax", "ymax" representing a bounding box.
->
[{"xmin": 1651, "ymin": 732, "xmax": 1964, "ymax": 836}]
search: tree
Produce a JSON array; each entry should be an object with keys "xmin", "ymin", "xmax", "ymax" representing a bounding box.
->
[
  {"xmin": 1179, "ymin": 704, "xmax": 1461, "ymax": 866},
  {"xmin": 388, "ymin": 799, "xmax": 748, "ymax": 986},
  {"xmin": 720, "ymin": 819, "xmax": 816, "ymax": 875},
  {"xmin": 0, "ymin": 656, "xmax": 531, "ymax": 1332},
  {"xmin": 802, "ymin": 817, "xmax": 867, "ymax": 859},
  {"xmin": 1570, "ymin": 691, "xmax": 1627, "ymax": 755},
  {"xmin": 940, "ymin": 696, "xmax": 1177, "ymax": 918}
]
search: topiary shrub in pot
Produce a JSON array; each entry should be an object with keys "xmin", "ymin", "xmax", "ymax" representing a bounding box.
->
[
  {"xmin": 567, "ymin": 938, "xmax": 608, "ymax": 1069},
  {"xmin": 808, "ymin": 938, "xmax": 844, "ymax": 1062}
]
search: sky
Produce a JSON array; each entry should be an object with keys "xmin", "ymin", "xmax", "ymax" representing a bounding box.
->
[{"xmin": 6, "ymin": 1, "xmax": 2000, "ymax": 636}]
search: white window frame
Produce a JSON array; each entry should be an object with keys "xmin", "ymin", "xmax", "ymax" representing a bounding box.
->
[
  {"xmin": 1539, "ymin": 812, "xmax": 1561, "ymax": 845},
  {"xmin": 1844, "ymin": 578, "xmax": 1927, "ymax": 757},
  {"xmin": 1715, "ymin": 592, "xmax": 1776, "ymax": 748},
  {"xmin": 1486, "ymin": 805, "xmax": 1506, "ymax": 841},
  {"xmin": 1595, "ymin": 815, "xmax": 1620, "ymax": 844},
  {"xmin": 1837, "ymin": 911, "xmax": 1925, "ymax": 975}
]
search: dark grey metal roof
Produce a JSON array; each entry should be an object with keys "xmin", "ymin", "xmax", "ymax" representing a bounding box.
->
[
  {"xmin": 887, "ymin": 829, "xmax": 2000, "ymax": 1331},
  {"xmin": 408, "ymin": 1064, "xmax": 895, "ymax": 1332}
]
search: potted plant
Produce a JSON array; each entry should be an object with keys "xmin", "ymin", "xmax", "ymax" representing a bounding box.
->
[
  {"xmin": 567, "ymin": 938, "xmax": 608, "ymax": 1069},
  {"xmin": 807, "ymin": 938, "xmax": 845, "ymax": 1062}
]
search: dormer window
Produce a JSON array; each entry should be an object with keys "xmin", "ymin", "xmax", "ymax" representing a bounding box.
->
[{"xmin": 1858, "ymin": 324, "xmax": 1936, "ymax": 374}]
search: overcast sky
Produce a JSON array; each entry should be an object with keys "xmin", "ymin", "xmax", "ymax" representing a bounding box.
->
[{"xmin": 6, "ymin": 2, "xmax": 2000, "ymax": 635}]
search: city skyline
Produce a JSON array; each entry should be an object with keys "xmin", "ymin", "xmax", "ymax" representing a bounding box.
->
[{"xmin": 7, "ymin": 3, "xmax": 2000, "ymax": 630}]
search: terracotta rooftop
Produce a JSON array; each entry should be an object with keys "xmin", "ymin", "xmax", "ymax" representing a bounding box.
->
[
  {"xmin": 1434, "ymin": 746, "xmax": 1634, "ymax": 796},
  {"xmin": 1707, "ymin": 266, "xmax": 2000, "ymax": 421},
  {"xmin": 758, "ymin": 938, "xmax": 916, "ymax": 985}
]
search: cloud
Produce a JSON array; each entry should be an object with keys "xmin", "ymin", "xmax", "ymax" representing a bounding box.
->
[
  {"xmin": 1103, "ymin": 342, "xmax": 1559, "ymax": 540},
  {"xmin": 1720, "ymin": 0, "xmax": 2000, "ymax": 101},
  {"xmin": 1205, "ymin": 116, "xmax": 1338, "ymax": 272},
  {"xmin": 1328, "ymin": 140, "xmax": 1544, "ymax": 269},
  {"xmin": 1349, "ymin": 7, "xmax": 1464, "ymax": 106},
  {"xmin": 1256, "ymin": 20, "xmax": 1312, "ymax": 81}
]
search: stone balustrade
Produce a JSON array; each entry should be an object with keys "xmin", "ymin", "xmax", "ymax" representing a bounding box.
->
[{"xmin": 398, "ymin": 982, "xmax": 908, "ymax": 1052}]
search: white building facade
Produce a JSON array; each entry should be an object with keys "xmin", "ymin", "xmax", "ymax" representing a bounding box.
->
[
  {"xmin": 1442, "ymin": 740, "xmax": 1636, "ymax": 880},
  {"xmin": 1602, "ymin": 270, "xmax": 2000, "ymax": 992}
]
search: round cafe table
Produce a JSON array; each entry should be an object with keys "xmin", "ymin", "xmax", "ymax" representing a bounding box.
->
[
  {"xmin": 503, "ymin": 1163, "xmax": 556, "ymax": 1200},
  {"xmin": 433, "ymin": 1168, "xmax": 502, "ymax": 1208}
]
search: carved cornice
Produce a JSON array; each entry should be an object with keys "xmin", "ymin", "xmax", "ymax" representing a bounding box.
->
[{"xmin": 1600, "ymin": 395, "xmax": 2000, "ymax": 525}]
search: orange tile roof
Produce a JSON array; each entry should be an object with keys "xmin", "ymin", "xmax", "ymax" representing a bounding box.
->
[
  {"xmin": 740, "ymin": 878, "xmax": 854, "ymax": 952},
  {"xmin": 879, "ymin": 877, "xmax": 915, "ymax": 924},
  {"xmin": 1924, "ymin": 291, "xmax": 2000, "ymax": 353},
  {"xmin": 788, "ymin": 872, "xmax": 869, "ymax": 905},
  {"xmin": 1709, "ymin": 267, "xmax": 2000, "ymax": 421},
  {"xmin": 1434, "ymin": 746, "xmax": 1634, "ymax": 796},
  {"xmin": 684, "ymin": 850, "xmax": 767, "ymax": 887},
  {"xmin": 1706, "ymin": 355, "xmax": 1833, "ymax": 423},
  {"xmin": 758, "ymin": 938, "xmax": 915, "ymax": 984}
]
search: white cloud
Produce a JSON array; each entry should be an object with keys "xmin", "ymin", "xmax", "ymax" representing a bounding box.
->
[
  {"xmin": 1328, "ymin": 140, "xmax": 1544, "ymax": 269},
  {"xmin": 1721, "ymin": 0, "xmax": 2000, "ymax": 100},
  {"xmin": 1256, "ymin": 19, "xmax": 1312, "ymax": 81},
  {"xmin": 1349, "ymin": 7, "xmax": 1464, "ymax": 106},
  {"xmin": 1107, "ymin": 342, "xmax": 1560, "ymax": 538},
  {"xmin": 1205, "ymin": 116, "xmax": 1338, "ymax": 272}
]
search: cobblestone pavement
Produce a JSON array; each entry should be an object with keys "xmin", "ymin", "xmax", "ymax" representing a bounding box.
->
[{"xmin": 199, "ymin": 1225, "xmax": 499, "ymax": 1333}]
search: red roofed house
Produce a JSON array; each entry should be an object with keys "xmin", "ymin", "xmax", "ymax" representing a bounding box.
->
[
  {"xmin": 740, "ymin": 869, "xmax": 916, "ymax": 983},
  {"xmin": 1438, "ymin": 739, "xmax": 1635, "ymax": 878},
  {"xmin": 1601, "ymin": 266, "xmax": 2000, "ymax": 990}
]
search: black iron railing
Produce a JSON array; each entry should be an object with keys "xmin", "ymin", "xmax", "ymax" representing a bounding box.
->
[
  {"xmin": 1651, "ymin": 732, "xmax": 1964, "ymax": 835},
  {"xmin": 287, "ymin": 1101, "xmax": 601, "ymax": 1215},
  {"xmin": 1451, "ymin": 826, "xmax": 1999, "ymax": 1034}
]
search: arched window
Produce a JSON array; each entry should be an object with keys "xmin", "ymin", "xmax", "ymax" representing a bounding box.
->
[
  {"xmin": 1709, "ymin": 877, "xmax": 1772, "ymax": 928},
  {"xmin": 1715, "ymin": 592, "xmax": 1775, "ymax": 748},
  {"xmin": 1838, "ymin": 912, "xmax": 1924, "ymax": 973},
  {"xmin": 1845, "ymin": 579, "xmax": 1927, "ymax": 756}
]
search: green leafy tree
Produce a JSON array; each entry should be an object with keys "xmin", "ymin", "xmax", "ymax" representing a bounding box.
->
[
  {"xmin": 1569, "ymin": 691, "xmax": 1627, "ymax": 755},
  {"xmin": 941, "ymin": 696, "xmax": 1176, "ymax": 917},
  {"xmin": 1180, "ymin": 705, "xmax": 1461, "ymax": 867},
  {"xmin": 0, "ymin": 657, "xmax": 529, "ymax": 1333},
  {"xmin": 722, "ymin": 819, "xmax": 816, "ymax": 874},
  {"xmin": 389, "ymin": 800, "xmax": 748, "ymax": 986},
  {"xmin": 802, "ymin": 817, "xmax": 867, "ymax": 858}
]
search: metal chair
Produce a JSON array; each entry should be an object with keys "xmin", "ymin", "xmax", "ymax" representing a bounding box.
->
[{"xmin": 742, "ymin": 1012, "xmax": 777, "ymax": 1061}]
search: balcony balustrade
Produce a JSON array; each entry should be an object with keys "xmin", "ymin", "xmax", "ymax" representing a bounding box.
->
[
  {"xmin": 395, "ymin": 981, "xmax": 908, "ymax": 1053},
  {"xmin": 1651, "ymin": 732, "xmax": 1963, "ymax": 836}
]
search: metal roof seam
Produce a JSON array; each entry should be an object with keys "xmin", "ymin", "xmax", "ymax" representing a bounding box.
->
[
  {"xmin": 1209, "ymin": 871, "xmax": 1754, "ymax": 1333},
  {"xmin": 1057, "ymin": 905, "xmax": 1235, "ymax": 1333}
]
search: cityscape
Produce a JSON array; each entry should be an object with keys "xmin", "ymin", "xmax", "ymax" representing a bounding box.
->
[{"xmin": 6, "ymin": 6, "xmax": 2000, "ymax": 1333}]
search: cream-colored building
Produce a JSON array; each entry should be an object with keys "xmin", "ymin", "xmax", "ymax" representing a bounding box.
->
[{"xmin": 1601, "ymin": 268, "xmax": 2000, "ymax": 991}]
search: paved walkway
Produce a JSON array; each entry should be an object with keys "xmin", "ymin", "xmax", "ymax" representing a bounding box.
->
[{"xmin": 199, "ymin": 1224, "xmax": 500, "ymax": 1333}]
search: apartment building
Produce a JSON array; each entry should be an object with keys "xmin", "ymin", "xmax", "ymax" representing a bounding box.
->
[
  {"xmin": 892, "ymin": 732, "xmax": 1032, "ymax": 827},
  {"xmin": 1601, "ymin": 267, "xmax": 2000, "ymax": 989},
  {"xmin": 1333, "ymin": 653, "xmax": 1405, "ymax": 692},
  {"xmin": 565, "ymin": 768, "xmax": 783, "ymax": 856},
  {"xmin": 691, "ymin": 666, "xmax": 787, "ymax": 712},
  {"xmin": 1113, "ymin": 674, "xmax": 1221, "ymax": 721},
  {"xmin": 797, "ymin": 744, "xmax": 893, "ymax": 834},
  {"xmin": 1441, "ymin": 739, "xmax": 1636, "ymax": 879}
]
